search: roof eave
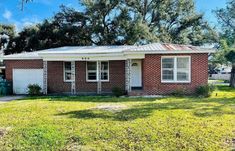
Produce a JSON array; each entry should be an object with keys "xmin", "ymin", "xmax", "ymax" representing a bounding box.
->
[{"xmin": 124, "ymin": 50, "xmax": 215, "ymax": 54}]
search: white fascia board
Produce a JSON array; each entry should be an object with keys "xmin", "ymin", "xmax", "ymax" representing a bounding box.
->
[
  {"xmin": 124, "ymin": 54, "xmax": 145, "ymax": 59},
  {"xmin": 43, "ymin": 56, "xmax": 126, "ymax": 61},
  {"xmin": 41, "ymin": 53, "xmax": 145, "ymax": 61},
  {"xmin": 39, "ymin": 52, "xmax": 123, "ymax": 57}
]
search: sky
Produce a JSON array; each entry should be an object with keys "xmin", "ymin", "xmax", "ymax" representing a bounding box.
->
[{"xmin": 0, "ymin": 0, "xmax": 228, "ymax": 32}]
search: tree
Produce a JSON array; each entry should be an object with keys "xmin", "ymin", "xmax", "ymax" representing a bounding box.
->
[
  {"xmin": 21, "ymin": 0, "xmax": 33, "ymax": 10},
  {"xmin": 81, "ymin": 0, "xmax": 218, "ymax": 45},
  {"xmin": 124, "ymin": 0, "xmax": 218, "ymax": 45},
  {"xmin": 7, "ymin": 0, "xmax": 218, "ymax": 54},
  {"xmin": 225, "ymin": 50, "xmax": 235, "ymax": 87},
  {"xmin": 0, "ymin": 24, "xmax": 15, "ymax": 52},
  {"xmin": 214, "ymin": 0, "xmax": 235, "ymax": 46},
  {"xmin": 81, "ymin": 0, "xmax": 149, "ymax": 45},
  {"xmin": 214, "ymin": 0, "xmax": 235, "ymax": 87},
  {"xmin": 5, "ymin": 6, "xmax": 92, "ymax": 54}
]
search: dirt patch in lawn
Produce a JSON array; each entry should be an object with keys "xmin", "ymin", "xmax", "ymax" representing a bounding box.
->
[
  {"xmin": 0, "ymin": 127, "xmax": 11, "ymax": 139},
  {"xmin": 93, "ymin": 104, "xmax": 127, "ymax": 112},
  {"xmin": 64, "ymin": 142, "xmax": 96, "ymax": 151}
]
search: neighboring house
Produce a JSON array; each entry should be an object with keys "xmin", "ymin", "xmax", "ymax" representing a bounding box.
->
[
  {"xmin": 3, "ymin": 43, "xmax": 214, "ymax": 95},
  {"xmin": 210, "ymin": 65, "xmax": 231, "ymax": 80}
]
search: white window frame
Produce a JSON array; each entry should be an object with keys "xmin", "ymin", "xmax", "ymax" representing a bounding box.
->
[
  {"xmin": 63, "ymin": 61, "xmax": 74, "ymax": 82},
  {"xmin": 86, "ymin": 61, "xmax": 109, "ymax": 82},
  {"xmin": 161, "ymin": 56, "xmax": 191, "ymax": 83}
]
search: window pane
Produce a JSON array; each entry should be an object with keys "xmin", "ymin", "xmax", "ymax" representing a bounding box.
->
[
  {"xmin": 162, "ymin": 70, "xmax": 174, "ymax": 80},
  {"xmin": 177, "ymin": 58, "xmax": 189, "ymax": 81},
  {"xmin": 101, "ymin": 62, "xmax": 108, "ymax": 70},
  {"xmin": 177, "ymin": 58, "xmax": 189, "ymax": 69},
  {"xmin": 65, "ymin": 72, "xmax": 72, "ymax": 80},
  {"xmin": 88, "ymin": 72, "xmax": 97, "ymax": 80},
  {"xmin": 87, "ymin": 62, "xmax": 97, "ymax": 70},
  {"xmin": 162, "ymin": 58, "xmax": 174, "ymax": 68},
  {"xmin": 64, "ymin": 62, "xmax": 71, "ymax": 71},
  {"xmin": 101, "ymin": 72, "xmax": 108, "ymax": 80},
  {"xmin": 177, "ymin": 72, "xmax": 189, "ymax": 81}
]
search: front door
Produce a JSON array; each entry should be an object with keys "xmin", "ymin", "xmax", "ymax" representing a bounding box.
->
[{"xmin": 131, "ymin": 60, "xmax": 142, "ymax": 87}]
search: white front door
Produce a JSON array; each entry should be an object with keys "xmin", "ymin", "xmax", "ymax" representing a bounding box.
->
[
  {"xmin": 13, "ymin": 69, "xmax": 43, "ymax": 94},
  {"xmin": 131, "ymin": 60, "xmax": 142, "ymax": 87}
]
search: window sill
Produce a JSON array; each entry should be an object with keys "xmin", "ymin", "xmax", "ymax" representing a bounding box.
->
[
  {"xmin": 161, "ymin": 81, "xmax": 191, "ymax": 84},
  {"xmin": 86, "ymin": 80, "xmax": 110, "ymax": 83},
  {"xmin": 64, "ymin": 80, "xmax": 75, "ymax": 83}
]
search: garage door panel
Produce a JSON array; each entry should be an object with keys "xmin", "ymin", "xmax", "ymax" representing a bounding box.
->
[{"xmin": 13, "ymin": 69, "xmax": 43, "ymax": 94}]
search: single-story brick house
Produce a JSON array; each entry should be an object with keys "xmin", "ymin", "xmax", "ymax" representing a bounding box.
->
[{"xmin": 3, "ymin": 43, "xmax": 214, "ymax": 95}]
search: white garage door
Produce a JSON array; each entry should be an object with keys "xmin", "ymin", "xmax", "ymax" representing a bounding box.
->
[{"xmin": 13, "ymin": 69, "xmax": 43, "ymax": 94}]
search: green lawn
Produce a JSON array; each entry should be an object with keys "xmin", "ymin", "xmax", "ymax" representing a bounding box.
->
[{"xmin": 0, "ymin": 86, "xmax": 234, "ymax": 151}]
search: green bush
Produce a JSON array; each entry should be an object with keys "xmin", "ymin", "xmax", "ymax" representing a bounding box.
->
[
  {"xmin": 195, "ymin": 84, "xmax": 216, "ymax": 97},
  {"xmin": 171, "ymin": 88, "xmax": 186, "ymax": 97},
  {"xmin": 28, "ymin": 84, "xmax": 42, "ymax": 96},
  {"xmin": 112, "ymin": 87, "xmax": 125, "ymax": 97}
]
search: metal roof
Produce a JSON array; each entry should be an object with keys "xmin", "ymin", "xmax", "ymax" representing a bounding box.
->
[
  {"xmin": 3, "ymin": 43, "xmax": 215, "ymax": 60},
  {"xmin": 131, "ymin": 43, "xmax": 213, "ymax": 52}
]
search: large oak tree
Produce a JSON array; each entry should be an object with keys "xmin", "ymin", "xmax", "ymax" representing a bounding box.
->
[{"xmin": 7, "ymin": 0, "xmax": 218, "ymax": 54}]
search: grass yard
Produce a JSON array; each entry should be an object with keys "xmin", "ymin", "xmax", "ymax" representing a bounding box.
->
[{"xmin": 0, "ymin": 86, "xmax": 234, "ymax": 151}]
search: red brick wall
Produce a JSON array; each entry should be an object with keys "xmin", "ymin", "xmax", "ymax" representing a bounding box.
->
[
  {"xmin": 143, "ymin": 54, "xmax": 209, "ymax": 95},
  {"xmin": 47, "ymin": 61, "xmax": 71, "ymax": 93},
  {"xmin": 75, "ymin": 61, "xmax": 97, "ymax": 93},
  {"xmin": 5, "ymin": 60, "xmax": 43, "ymax": 81},
  {"xmin": 102, "ymin": 60, "xmax": 125, "ymax": 92}
]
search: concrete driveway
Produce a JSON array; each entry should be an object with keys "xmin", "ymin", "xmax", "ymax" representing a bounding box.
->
[{"xmin": 0, "ymin": 96, "xmax": 26, "ymax": 103}]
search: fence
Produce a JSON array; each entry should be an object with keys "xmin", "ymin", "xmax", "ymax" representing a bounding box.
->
[{"xmin": 210, "ymin": 74, "xmax": 231, "ymax": 80}]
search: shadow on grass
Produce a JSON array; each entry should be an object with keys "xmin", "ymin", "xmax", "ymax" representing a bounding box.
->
[
  {"xmin": 216, "ymin": 85, "xmax": 235, "ymax": 92},
  {"xmin": 55, "ymin": 97, "xmax": 235, "ymax": 121}
]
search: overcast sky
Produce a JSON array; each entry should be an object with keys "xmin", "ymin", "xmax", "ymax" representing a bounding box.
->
[{"xmin": 0, "ymin": 0, "xmax": 228, "ymax": 32}]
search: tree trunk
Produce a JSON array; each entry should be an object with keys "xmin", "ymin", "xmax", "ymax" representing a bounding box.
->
[{"xmin": 229, "ymin": 63, "xmax": 235, "ymax": 88}]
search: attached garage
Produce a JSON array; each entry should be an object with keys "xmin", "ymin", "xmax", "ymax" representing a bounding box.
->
[{"xmin": 13, "ymin": 69, "xmax": 43, "ymax": 94}]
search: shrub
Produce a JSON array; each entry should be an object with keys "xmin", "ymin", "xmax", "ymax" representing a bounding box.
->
[
  {"xmin": 28, "ymin": 84, "xmax": 42, "ymax": 96},
  {"xmin": 195, "ymin": 84, "xmax": 216, "ymax": 97},
  {"xmin": 112, "ymin": 87, "xmax": 125, "ymax": 97},
  {"xmin": 171, "ymin": 88, "xmax": 186, "ymax": 97}
]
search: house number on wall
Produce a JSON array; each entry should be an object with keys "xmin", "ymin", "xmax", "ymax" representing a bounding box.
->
[{"xmin": 82, "ymin": 57, "xmax": 90, "ymax": 60}]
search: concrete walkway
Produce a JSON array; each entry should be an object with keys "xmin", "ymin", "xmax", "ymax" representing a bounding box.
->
[{"xmin": 0, "ymin": 96, "xmax": 26, "ymax": 103}]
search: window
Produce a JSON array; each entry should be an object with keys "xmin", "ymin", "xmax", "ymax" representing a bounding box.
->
[
  {"xmin": 101, "ymin": 62, "xmax": 109, "ymax": 81},
  {"xmin": 161, "ymin": 56, "xmax": 190, "ymax": 83},
  {"xmin": 87, "ymin": 61, "xmax": 109, "ymax": 82},
  {"xmin": 64, "ymin": 62, "xmax": 74, "ymax": 82},
  {"xmin": 87, "ymin": 62, "xmax": 97, "ymax": 81}
]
